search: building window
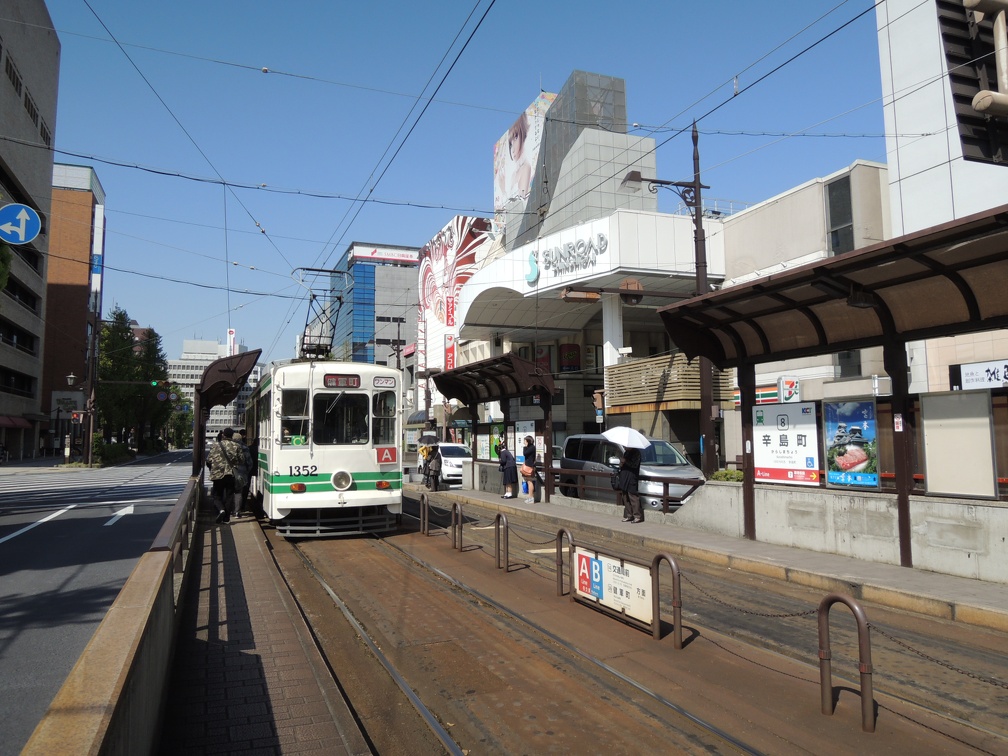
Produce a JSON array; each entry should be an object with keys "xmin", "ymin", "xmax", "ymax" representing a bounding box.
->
[
  {"xmin": 825, "ymin": 176, "xmax": 853, "ymax": 254},
  {"xmin": 5, "ymin": 54, "xmax": 22, "ymax": 97}
]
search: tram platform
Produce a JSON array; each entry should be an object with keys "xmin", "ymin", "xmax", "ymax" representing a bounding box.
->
[{"xmin": 158, "ymin": 484, "xmax": 1007, "ymax": 753}]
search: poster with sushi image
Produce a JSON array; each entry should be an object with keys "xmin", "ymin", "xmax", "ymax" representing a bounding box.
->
[{"xmin": 824, "ymin": 399, "xmax": 879, "ymax": 489}]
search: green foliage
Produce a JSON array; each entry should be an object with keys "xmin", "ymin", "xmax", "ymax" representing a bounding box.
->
[
  {"xmin": 710, "ymin": 469, "xmax": 744, "ymax": 482},
  {"xmin": 97, "ymin": 305, "xmax": 173, "ymax": 446},
  {"xmin": 0, "ymin": 242, "xmax": 11, "ymax": 292},
  {"xmin": 93, "ymin": 439, "xmax": 134, "ymax": 466}
]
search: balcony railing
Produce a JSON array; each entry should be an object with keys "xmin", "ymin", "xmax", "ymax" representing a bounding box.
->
[{"xmin": 604, "ymin": 353, "xmax": 734, "ymax": 410}]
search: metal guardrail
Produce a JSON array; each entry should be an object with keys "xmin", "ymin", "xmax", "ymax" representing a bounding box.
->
[{"xmin": 554, "ymin": 465, "xmax": 704, "ymax": 512}]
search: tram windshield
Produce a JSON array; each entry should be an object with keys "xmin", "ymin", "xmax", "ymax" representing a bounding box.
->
[{"xmin": 312, "ymin": 392, "xmax": 369, "ymax": 445}]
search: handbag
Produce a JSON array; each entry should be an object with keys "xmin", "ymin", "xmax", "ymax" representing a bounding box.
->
[{"xmin": 520, "ymin": 463, "xmax": 534, "ymax": 477}]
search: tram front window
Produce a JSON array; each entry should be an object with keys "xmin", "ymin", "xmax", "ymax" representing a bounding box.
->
[{"xmin": 313, "ymin": 392, "xmax": 369, "ymax": 445}]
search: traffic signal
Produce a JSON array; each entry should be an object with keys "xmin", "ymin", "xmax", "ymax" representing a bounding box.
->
[{"xmin": 71, "ymin": 411, "xmax": 81, "ymax": 424}]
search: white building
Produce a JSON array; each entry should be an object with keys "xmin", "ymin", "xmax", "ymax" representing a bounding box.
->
[{"xmin": 168, "ymin": 337, "xmax": 262, "ymax": 441}]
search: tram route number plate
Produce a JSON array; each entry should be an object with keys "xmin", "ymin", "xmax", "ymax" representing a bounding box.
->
[{"xmin": 573, "ymin": 546, "xmax": 652, "ymax": 624}]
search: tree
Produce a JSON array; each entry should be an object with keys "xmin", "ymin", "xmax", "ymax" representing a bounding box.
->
[
  {"xmin": 97, "ymin": 306, "xmax": 139, "ymax": 444},
  {"xmin": 96, "ymin": 306, "xmax": 172, "ymax": 450}
]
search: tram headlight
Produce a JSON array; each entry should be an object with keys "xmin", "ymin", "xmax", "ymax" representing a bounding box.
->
[{"xmin": 332, "ymin": 470, "xmax": 353, "ymax": 491}]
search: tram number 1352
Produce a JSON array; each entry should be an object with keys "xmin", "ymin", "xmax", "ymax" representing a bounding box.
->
[{"xmin": 289, "ymin": 465, "xmax": 318, "ymax": 477}]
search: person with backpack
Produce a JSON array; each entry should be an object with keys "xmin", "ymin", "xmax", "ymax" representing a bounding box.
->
[{"xmin": 206, "ymin": 428, "xmax": 242, "ymax": 524}]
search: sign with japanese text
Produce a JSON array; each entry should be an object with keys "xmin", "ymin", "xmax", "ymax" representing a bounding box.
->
[
  {"xmin": 952, "ymin": 358, "xmax": 1008, "ymax": 390},
  {"xmin": 752, "ymin": 402, "xmax": 820, "ymax": 486},
  {"xmin": 444, "ymin": 334, "xmax": 456, "ymax": 371},
  {"xmin": 573, "ymin": 547, "xmax": 652, "ymax": 624},
  {"xmin": 824, "ymin": 399, "xmax": 878, "ymax": 489}
]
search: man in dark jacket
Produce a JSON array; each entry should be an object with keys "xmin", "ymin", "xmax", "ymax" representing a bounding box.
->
[{"xmin": 618, "ymin": 447, "xmax": 643, "ymax": 523}]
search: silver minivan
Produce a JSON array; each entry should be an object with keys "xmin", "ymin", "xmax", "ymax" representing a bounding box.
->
[{"xmin": 558, "ymin": 434, "xmax": 704, "ymax": 509}]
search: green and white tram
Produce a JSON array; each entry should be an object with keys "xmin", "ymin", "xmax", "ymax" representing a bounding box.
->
[{"xmin": 246, "ymin": 360, "xmax": 402, "ymax": 537}]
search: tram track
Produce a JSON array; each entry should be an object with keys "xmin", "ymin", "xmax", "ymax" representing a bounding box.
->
[
  {"xmin": 262, "ymin": 508, "xmax": 1000, "ymax": 754},
  {"xmin": 269, "ymin": 524, "xmax": 762, "ymax": 753}
]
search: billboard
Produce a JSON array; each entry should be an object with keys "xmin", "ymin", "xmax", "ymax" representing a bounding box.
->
[
  {"xmin": 493, "ymin": 92, "xmax": 556, "ymax": 231},
  {"xmin": 823, "ymin": 399, "xmax": 878, "ymax": 489},
  {"xmin": 417, "ymin": 215, "xmax": 493, "ymax": 374}
]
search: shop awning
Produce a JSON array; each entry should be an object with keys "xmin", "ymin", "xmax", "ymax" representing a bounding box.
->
[
  {"xmin": 432, "ymin": 353, "xmax": 555, "ymax": 406},
  {"xmin": 0, "ymin": 416, "xmax": 31, "ymax": 429},
  {"xmin": 405, "ymin": 410, "xmax": 428, "ymax": 426}
]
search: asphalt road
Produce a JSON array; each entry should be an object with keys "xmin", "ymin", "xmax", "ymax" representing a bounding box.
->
[{"xmin": 0, "ymin": 452, "xmax": 192, "ymax": 753}]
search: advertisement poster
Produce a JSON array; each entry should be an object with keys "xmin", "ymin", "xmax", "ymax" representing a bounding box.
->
[
  {"xmin": 752, "ymin": 402, "xmax": 820, "ymax": 486},
  {"xmin": 824, "ymin": 399, "xmax": 879, "ymax": 489}
]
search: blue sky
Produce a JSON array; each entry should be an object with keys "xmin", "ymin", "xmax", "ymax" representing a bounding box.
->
[{"xmin": 43, "ymin": 0, "xmax": 886, "ymax": 363}]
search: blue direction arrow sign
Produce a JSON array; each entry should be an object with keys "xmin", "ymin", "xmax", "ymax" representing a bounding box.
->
[{"xmin": 0, "ymin": 203, "xmax": 42, "ymax": 245}]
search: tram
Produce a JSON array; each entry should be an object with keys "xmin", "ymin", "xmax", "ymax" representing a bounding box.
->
[{"xmin": 245, "ymin": 360, "xmax": 402, "ymax": 537}]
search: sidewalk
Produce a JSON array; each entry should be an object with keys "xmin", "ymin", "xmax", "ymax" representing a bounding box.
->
[{"xmin": 159, "ymin": 509, "xmax": 370, "ymax": 754}]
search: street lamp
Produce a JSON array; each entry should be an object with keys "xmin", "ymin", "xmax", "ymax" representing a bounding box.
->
[{"xmin": 621, "ymin": 122, "xmax": 717, "ymax": 477}]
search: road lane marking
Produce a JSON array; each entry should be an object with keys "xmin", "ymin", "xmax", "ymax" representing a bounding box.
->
[
  {"xmin": 0, "ymin": 504, "xmax": 77, "ymax": 545},
  {"xmin": 527, "ymin": 547, "xmax": 569, "ymax": 554},
  {"xmin": 104, "ymin": 504, "xmax": 134, "ymax": 527}
]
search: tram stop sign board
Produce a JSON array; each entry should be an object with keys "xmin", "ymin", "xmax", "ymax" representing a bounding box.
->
[{"xmin": 0, "ymin": 203, "xmax": 42, "ymax": 246}]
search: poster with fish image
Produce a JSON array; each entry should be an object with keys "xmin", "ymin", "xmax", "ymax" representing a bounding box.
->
[{"xmin": 824, "ymin": 399, "xmax": 879, "ymax": 489}]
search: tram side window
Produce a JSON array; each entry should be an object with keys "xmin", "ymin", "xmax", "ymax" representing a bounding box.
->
[
  {"xmin": 313, "ymin": 392, "xmax": 369, "ymax": 445},
  {"xmin": 280, "ymin": 389, "xmax": 309, "ymax": 445},
  {"xmin": 372, "ymin": 390, "xmax": 396, "ymax": 445}
]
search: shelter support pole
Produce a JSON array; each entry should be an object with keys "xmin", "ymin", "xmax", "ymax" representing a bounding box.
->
[
  {"xmin": 468, "ymin": 402, "xmax": 478, "ymax": 489},
  {"xmin": 883, "ymin": 341, "xmax": 914, "ymax": 568},
  {"xmin": 542, "ymin": 392, "xmax": 553, "ymax": 502},
  {"xmin": 739, "ymin": 361, "xmax": 756, "ymax": 540}
]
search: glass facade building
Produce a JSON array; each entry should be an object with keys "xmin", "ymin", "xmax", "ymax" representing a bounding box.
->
[{"xmin": 330, "ymin": 243, "xmax": 420, "ymax": 366}]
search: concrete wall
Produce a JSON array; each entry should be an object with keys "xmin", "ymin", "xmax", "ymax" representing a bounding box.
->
[
  {"xmin": 22, "ymin": 552, "xmax": 176, "ymax": 755},
  {"xmin": 675, "ymin": 482, "xmax": 1008, "ymax": 584}
]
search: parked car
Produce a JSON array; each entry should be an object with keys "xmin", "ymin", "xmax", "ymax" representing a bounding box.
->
[
  {"xmin": 558, "ymin": 433, "xmax": 704, "ymax": 509},
  {"xmin": 436, "ymin": 443, "xmax": 472, "ymax": 486}
]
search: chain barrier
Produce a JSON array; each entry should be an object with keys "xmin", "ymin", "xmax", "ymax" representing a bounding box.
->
[
  {"xmin": 505, "ymin": 524, "xmax": 557, "ymax": 546},
  {"xmin": 868, "ymin": 622, "xmax": 1008, "ymax": 689},
  {"xmin": 680, "ymin": 572, "xmax": 819, "ymax": 619}
]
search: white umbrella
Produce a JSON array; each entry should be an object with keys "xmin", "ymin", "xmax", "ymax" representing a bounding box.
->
[{"xmin": 602, "ymin": 426, "xmax": 651, "ymax": 449}]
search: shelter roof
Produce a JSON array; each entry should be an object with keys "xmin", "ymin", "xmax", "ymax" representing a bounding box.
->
[
  {"xmin": 197, "ymin": 349, "xmax": 262, "ymax": 408},
  {"xmin": 432, "ymin": 353, "xmax": 555, "ymax": 406},
  {"xmin": 657, "ymin": 204, "xmax": 1008, "ymax": 369}
]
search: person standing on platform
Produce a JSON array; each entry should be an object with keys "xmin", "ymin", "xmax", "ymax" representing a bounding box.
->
[
  {"xmin": 498, "ymin": 439, "xmax": 518, "ymax": 498},
  {"xmin": 617, "ymin": 447, "xmax": 643, "ymax": 523},
  {"xmin": 521, "ymin": 435, "xmax": 538, "ymax": 504},
  {"xmin": 206, "ymin": 428, "xmax": 241, "ymax": 524},
  {"xmin": 427, "ymin": 444, "xmax": 443, "ymax": 492},
  {"xmin": 233, "ymin": 429, "xmax": 254, "ymax": 516}
]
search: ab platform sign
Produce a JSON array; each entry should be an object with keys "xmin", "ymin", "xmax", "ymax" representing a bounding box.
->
[
  {"xmin": 573, "ymin": 546, "xmax": 652, "ymax": 624},
  {"xmin": 0, "ymin": 203, "xmax": 42, "ymax": 246}
]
